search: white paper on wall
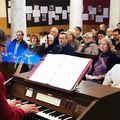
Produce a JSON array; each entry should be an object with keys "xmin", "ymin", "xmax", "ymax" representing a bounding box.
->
[
  {"xmin": 62, "ymin": 10, "xmax": 67, "ymax": 19},
  {"xmin": 49, "ymin": 11, "xmax": 56, "ymax": 18},
  {"xmin": 41, "ymin": 6, "xmax": 48, "ymax": 14},
  {"xmin": 48, "ymin": 12, "xmax": 53, "ymax": 25},
  {"xmin": 27, "ymin": 13, "xmax": 32, "ymax": 21},
  {"xmin": 26, "ymin": 6, "xmax": 33, "ymax": 14},
  {"xmin": 34, "ymin": 17, "xmax": 40, "ymax": 23},
  {"xmin": 96, "ymin": 15, "xmax": 103, "ymax": 22},
  {"xmin": 89, "ymin": 7, "xmax": 96, "ymax": 15},
  {"xmin": 83, "ymin": 14, "xmax": 89, "ymax": 20},
  {"xmin": 33, "ymin": 10, "xmax": 40, "ymax": 17},
  {"xmin": 55, "ymin": 15, "xmax": 60, "ymax": 20},
  {"xmin": 55, "ymin": 7, "xmax": 62, "ymax": 14},
  {"xmin": 103, "ymin": 8, "xmax": 109, "ymax": 18},
  {"xmin": 34, "ymin": 5, "xmax": 39, "ymax": 10},
  {"xmin": 67, "ymin": 6, "xmax": 70, "ymax": 13}
]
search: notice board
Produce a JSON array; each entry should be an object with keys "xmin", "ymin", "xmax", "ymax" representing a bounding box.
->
[
  {"xmin": 83, "ymin": 0, "xmax": 110, "ymax": 25},
  {"xmin": 6, "ymin": 0, "xmax": 70, "ymax": 28},
  {"xmin": 6, "ymin": 0, "xmax": 110, "ymax": 28}
]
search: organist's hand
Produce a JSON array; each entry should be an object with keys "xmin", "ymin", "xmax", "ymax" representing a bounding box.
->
[
  {"xmin": 19, "ymin": 104, "xmax": 39, "ymax": 114},
  {"xmin": 7, "ymin": 99, "xmax": 22, "ymax": 108}
]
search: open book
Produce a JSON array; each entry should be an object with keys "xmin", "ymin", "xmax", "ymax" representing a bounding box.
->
[{"xmin": 29, "ymin": 54, "xmax": 92, "ymax": 91}]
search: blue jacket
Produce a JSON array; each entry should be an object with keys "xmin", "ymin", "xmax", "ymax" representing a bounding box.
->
[{"xmin": 7, "ymin": 39, "xmax": 28, "ymax": 56}]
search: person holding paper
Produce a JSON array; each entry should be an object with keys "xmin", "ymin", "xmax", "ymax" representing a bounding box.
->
[
  {"xmin": 52, "ymin": 32, "xmax": 74, "ymax": 55},
  {"xmin": 86, "ymin": 37, "xmax": 119, "ymax": 84}
]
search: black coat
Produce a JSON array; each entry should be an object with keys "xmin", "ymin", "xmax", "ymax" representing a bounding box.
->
[
  {"xmin": 52, "ymin": 44, "xmax": 74, "ymax": 56},
  {"xmin": 90, "ymin": 51, "xmax": 119, "ymax": 74}
]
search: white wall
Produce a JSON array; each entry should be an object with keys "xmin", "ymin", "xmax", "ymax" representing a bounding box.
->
[
  {"xmin": 109, "ymin": 0, "xmax": 120, "ymax": 29},
  {"xmin": 0, "ymin": 0, "xmax": 6, "ymax": 17}
]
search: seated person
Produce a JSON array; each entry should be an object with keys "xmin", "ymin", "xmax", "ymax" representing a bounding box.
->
[
  {"xmin": 102, "ymin": 64, "xmax": 120, "ymax": 88},
  {"xmin": 112, "ymin": 28, "xmax": 120, "ymax": 51},
  {"xmin": 76, "ymin": 32, "xmax": 99, "ymax": 55},
  {"xmin": 0, "ymin": 72, "xmax": 38, "ymax": 120},
  {"xmin": 28, "ymin": 33, "xmax": 44, "ymax": 57},
  {"xmin": 66, "ymin": 30, "xmax": 80, "ymax": 51},
  {"xmin": 50, "ymin": 27, "xmax": 59, "ymax": 46},
  {"xmin": 20, "ymin": 33, "xmax": 44, "ymax": 70},
  {"xmin": 43, "ymin": 34, "xmax": 54, "ymax": 54},
  {"xmin": 96, "ymin": 30, "xmax": 106, "ymax": 45},
  {"xmin": 7, "ymin": 30, "xmax": 28, "ymax": 56},
  {"xmin": 52, "ymin": 32, "xmax": 74, "ymax": 55},
  {"xmin": 4, "ymin": 31, "xmax": 28, "ymax": 64},
  {"xmin": 86, "ymin": 37, "xmax": 119, "ymax": 84},
  {"xmin": 74, "ymin": 26, "xmax": 83, "ymax": 42}
]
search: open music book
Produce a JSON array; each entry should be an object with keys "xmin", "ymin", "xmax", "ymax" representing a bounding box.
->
[{"xmin": 29, "ymin": 54, "xmax": 92, "ymax": 91}]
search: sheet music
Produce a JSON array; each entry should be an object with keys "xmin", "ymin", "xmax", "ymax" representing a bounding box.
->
[{"xmin": 29, "ymin": 54, "xmax": 92, "ymax": 90}]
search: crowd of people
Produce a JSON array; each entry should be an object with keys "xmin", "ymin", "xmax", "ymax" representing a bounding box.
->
[{"xmin": 1, "ymin": 22, "xmax": 120, "ymax": 119}]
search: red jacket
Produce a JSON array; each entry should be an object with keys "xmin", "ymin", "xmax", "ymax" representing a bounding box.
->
[{"xmin": 0, "ymin": 72, "xmax": 25, "ymax": 120}]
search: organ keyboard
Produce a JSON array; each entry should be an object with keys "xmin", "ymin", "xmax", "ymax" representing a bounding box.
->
[{"xmin": 5, "ymin": 72, "xmax": 120, "ymax": 120}]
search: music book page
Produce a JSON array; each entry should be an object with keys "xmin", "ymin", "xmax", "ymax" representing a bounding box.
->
[{"xmin": 29, "ymin": 54, "xmax": 92, "ymax": 90}]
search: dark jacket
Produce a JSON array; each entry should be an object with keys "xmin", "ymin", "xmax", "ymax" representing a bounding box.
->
[
  {"xmin": 91, "ymin": 51, "xmax": 119, "ymax": 73},
  {"xmin": 52, "ymin": 43, "xmax": 74, "ymax": 56},
  {"xmin": 28, "ymin": 44, "xmax": 45, "ymax": 57},
  {"xmin": 88, "ymin": 51, "xmax": 120, "ymax": 84}
]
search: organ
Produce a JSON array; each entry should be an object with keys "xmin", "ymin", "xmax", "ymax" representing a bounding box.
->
[{"xmin": 5, "ymin": 72, "xmax": 120, "ymax": 120}]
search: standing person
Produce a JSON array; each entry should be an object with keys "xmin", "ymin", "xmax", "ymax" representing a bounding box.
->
[
  {"xmin": 52, "ymin": 32, "xmax": 74, "ymax": 55},
  {"xmin": 0, "ymin": 29, "xmax": 38, "ymax": 120},
  {"xmin": 86, "ymin": 37, "xmax": 119, "ymax": 84},
  {"xmin": 7, "ymin": 30, "xmax": 28, "ymax": 56}
]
